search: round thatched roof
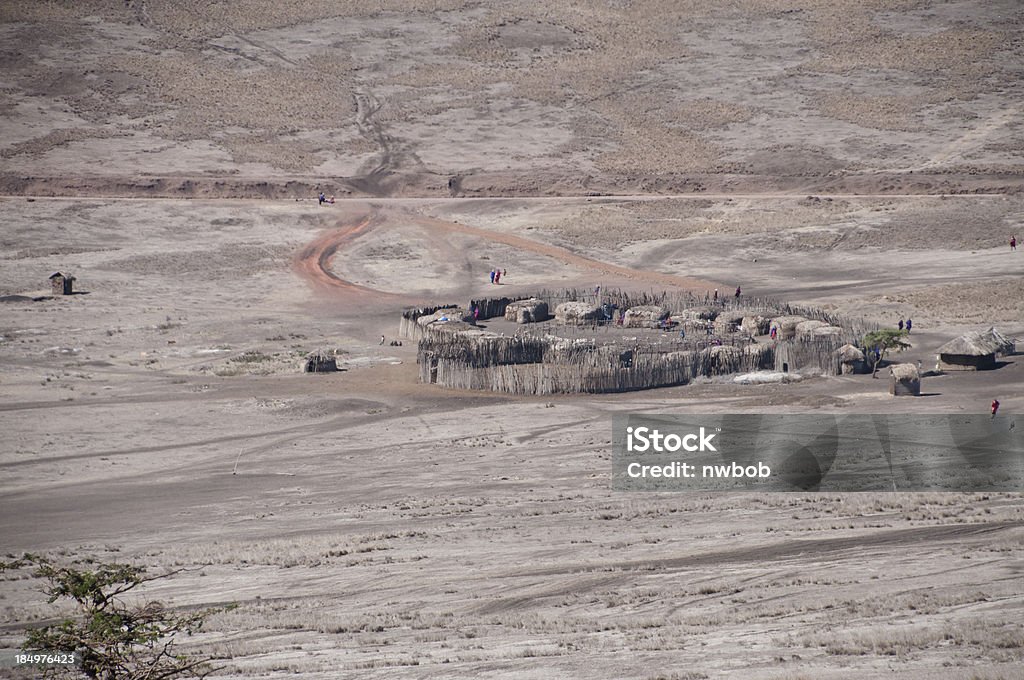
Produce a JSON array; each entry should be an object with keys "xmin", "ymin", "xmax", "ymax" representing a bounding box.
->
[
  {"xmin": 890, "ymin": 363, "xmax": 920, "ymax": 380},
  {"xmin": 810, "ymin": 325, "xmax": 843, "ymax": 338},
  {"xmin": 835, "ymin": 344, "xmax": 865, "ymax": 362},
  {"xmin": 796, "ymin": 319, "xmax": 829, "ymax": 334},
  {"xmin": 937, "ymin": 329, "xmax": 1012, "ymax": 356},
  {"xmin": 771, "ymin": 315, "xmax": 808, "ymax": 330},
  {"xmin": 680, "ymin": 306, "xmax": 719, "ymax": 321}
]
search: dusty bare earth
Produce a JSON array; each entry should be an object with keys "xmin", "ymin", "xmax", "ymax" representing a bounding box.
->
[{"xmin": 1, "ymin": 2, "xmax": 1024, "ymax": 679}]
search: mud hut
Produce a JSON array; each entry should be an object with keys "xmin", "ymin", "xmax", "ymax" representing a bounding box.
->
[
  {"xmin": 795, "ymin": 319, "xmax": 829, "ymax": 338},
  {"xmin": 623, "ymin": 305, "xmax": 670, "ymax": 328},
  {"xmin": 889, "ymin": 363, "xmax": 920, "ymax": 396},
  {"xmin": 741, "ymin": 314, "xmax": 770, "ymax": 336},
  {"xmin": 49, "ymin": 272, "xmax": 75, "ymax": 295},
  {"xmin": 835, "ymin": 344, "xmax": 867, "ymax": 375},
  {"xmin": 935, "ymin": 332, "xmax": 1002, "ymax": 371},
  {"xmin": 505, "ymin": 298, "xmax": 549, "ymax": 324},
  {"xmin": 679, "ymin": 306, "xmax": 719, "ymax": 322},
  {"xmin": 302, "ymin": 349, "xmax": 337, "ymax": 373},
  {"xmin": 770, "ymin": 315, "xmax": 808, "ymax": 340},
  {"xmin": 555, "ymin": 301, "xmax": 601, "ymax": 325},
  {"xmin": 714, "ymin": 311, "xmax": 746, "ymax": 335}
]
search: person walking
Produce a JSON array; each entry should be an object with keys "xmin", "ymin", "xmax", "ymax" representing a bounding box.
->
[
  {"xmin": 906, "ymin": 318, "xmax": 912, "ymax": 333},
  {"xmin": 318, "ymin": 192, "xmax": 326, "ymax": 206},
  {"xmin": 734, "ymin": 285, "xmax": 741, "ymax": 299},
  {"xmin": 898, "ymin": 319, "xmax": 904, "ymax": 331},
  {"xmin": 380, "ymin": 335, "xmax": 385, "ymax": 345},
  {"xmin": 713, "ymin": 289, "xmax": 718, "ymax": 302},
  {"xmin": 1011, "ymin": 235, "xmax": 1017, "ymax": 251},
  {"xmin": 489, "ymin": 269, "xmax": 495, "ymax": 284},
  {"xmin": 494, "ymin": 269, "xmax": 501, "ymax": 284},
  {"xmin": 991, "ymin": 398, "xmax": 1000, "ymax": 419}
]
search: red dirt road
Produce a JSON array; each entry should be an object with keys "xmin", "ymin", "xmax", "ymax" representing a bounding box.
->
[{"xmin": 294, "ymin": 209, "xmax": 720, "ymax": 301}]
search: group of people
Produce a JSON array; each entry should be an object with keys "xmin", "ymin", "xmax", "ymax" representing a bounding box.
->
[
  {"xmin": 317, "ymin": 192, "xmax": 335, "ymax": 205},
  {"xmin": 898, "ymin": 318, "xmax": 913, "ymax": 333},
  {"xmin": 710, "ymin": 286, "xmax": 742, "ymax": 303},
  {"xmin": 489, "ymin": 268, "xmax": 506, "ymax": 284}
]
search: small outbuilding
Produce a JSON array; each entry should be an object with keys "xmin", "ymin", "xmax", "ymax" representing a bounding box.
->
[
  {"xmin": 555, "ymin": 301, "xmax": 601, "ymax": 325},
  {"xmin": 889, "ymin": 363, "xmax": 921, "ymax": 396},
  {"xmin": 303, "ymin": 349, "xmax": 337, "ymax": 373},
  {"xmin": 505, "ymin": 298, "xmax": 549, "ymax": 324},
  {"xmin": 835, "ymin": 344, "xmax": 867, "ymax": 375},
  {"xmin": 623, "ymin": 305, "xmax": 670, "ymax": 328},
  {"xmin": 935, "ymin": 332, "xmax": 1003, "ymax": 371},
  {"xmin": 49, "ymin": 272, "xmax": 75, "ymax": 295}
]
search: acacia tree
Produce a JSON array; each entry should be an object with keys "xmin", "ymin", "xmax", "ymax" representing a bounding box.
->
[
  {"xmin": 862, "ymin": 329, "xmax": 911, "ymax": 378},
  {"xmin": 1, "ymin": 554, "xmax": 222, "ymax": 680}
]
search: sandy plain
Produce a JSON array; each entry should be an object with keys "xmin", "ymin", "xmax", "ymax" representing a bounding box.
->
[{"xmin": 1, "ymin": 1, "xmax": 1023, "ymax": 679}]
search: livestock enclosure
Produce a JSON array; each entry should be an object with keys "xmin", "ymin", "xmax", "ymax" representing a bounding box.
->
[{"xmin": 401, "ymin": 289, "xmax": 871, "ymax": 395}]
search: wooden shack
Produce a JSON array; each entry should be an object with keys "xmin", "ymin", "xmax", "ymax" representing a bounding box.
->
[
  {"xmin": 302, "ymin": 350, "xmax": 337, "ymax": 373},
  {"xmin": 49, "ymin": 272, "xmax": 75, "ymax": 295}
]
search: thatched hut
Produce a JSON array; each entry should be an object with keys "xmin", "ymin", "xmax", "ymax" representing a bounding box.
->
[
  {"xmin": 741, "ymin": 315, "xmax": 770, "ymax": 336},
  {"xmin": 49, "ymin": 272, "xmax": 75, "ymax": 295},
  {"xmin": 889, "ymin": 363, "xmax": 920, "ymax": 396},
  {"xmin": 935, "ymin": 332, "xmax": 1003, "ymax": 371},
  {"xmin": 770, "ymin": 315, "xmax": 808, "ymax": 340},
  {"xmin": 504, "ymin": 298, "xmax": 549, "ymax": 324},
  {"xmin": 623, "ymin": 305, "xmax": 670, "ymax": 328},
  {"xmin": 679, "ymin": 306, "xmax": 719, "ymax": 322},
  {"xmin": 302, "ymin": 349, "xmax": 337, "ymax": 373},
  {"xmin": 835, "ymin": 344, "xmax": 867, "ymax": 375},
  {"xmin": 555, "ymin": 301, "xmax": 601, "ymax": 325},
  {"xmin": 714, "ymin": 311, "xmax": 746, "ymax": 335}
]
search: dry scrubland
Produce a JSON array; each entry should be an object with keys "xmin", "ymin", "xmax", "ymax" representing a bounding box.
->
[
  {"xmin": 1, "ymin": 1, "xmax": 1024, "ymax": 679},
  {"xmin": 1, "ymin": 193, "xmax": 1022, "ymax": 679},
  {"xmin": 0, "ymin": 0, "xmax": 1022, "ymax": 194}
]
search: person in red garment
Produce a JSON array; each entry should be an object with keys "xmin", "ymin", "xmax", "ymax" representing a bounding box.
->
[{"xmin": 991, "ymin": 398, "xmax": 1000, "ymax": 419}]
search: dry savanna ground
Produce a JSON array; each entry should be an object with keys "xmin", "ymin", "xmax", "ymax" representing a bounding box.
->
[{"xmin": 1, "ymin": 2, "xmax": 1024, "ymax": 680}]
